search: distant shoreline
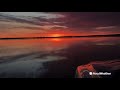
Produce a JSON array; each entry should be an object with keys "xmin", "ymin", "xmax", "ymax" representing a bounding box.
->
[{"xmin": 0, "ymin": 34, "xmax": 120, "ymax": 40}]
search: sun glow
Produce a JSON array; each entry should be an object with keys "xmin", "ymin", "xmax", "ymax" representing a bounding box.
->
[
  {"xmin": 51, "ymin": 34, "xmax": 62, "ymax": 37},
  {"xmin": 51, "ymin": 38, "xmax": 61, "ymax": 42}
]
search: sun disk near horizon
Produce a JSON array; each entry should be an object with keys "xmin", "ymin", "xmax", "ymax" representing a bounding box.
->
[{"xmin": 51, "ymin": 34, "xmax": 63, "ymax": 37}]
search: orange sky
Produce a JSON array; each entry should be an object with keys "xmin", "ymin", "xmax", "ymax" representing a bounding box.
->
[{"xmin": 0, "ymin": 29, "xmax": 116, "ymax": 38}]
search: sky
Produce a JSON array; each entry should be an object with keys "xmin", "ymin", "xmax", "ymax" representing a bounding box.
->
[{"xmin": 0, "ymin": 12, "xmax": 120, "ymax": 38}]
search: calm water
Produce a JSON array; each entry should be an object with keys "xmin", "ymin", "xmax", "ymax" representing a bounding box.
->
[{"xmin": 0, "ymin": 37, "xmax": 120, "ymax": 78}]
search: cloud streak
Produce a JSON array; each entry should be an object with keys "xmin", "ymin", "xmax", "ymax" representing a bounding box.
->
[{"xmin": 95, "ymin": 26, "xmax": 117, "ymax": 30}]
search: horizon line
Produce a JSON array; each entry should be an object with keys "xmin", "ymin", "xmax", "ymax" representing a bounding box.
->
[{"xmin": 0, "ymin": 34, "xmax": 120, "ymax": 40}]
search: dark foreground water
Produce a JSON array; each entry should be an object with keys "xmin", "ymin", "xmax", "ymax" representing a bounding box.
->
[{"xmin": 0, "ymin": 37, "xmax": 120, "ymax": 78}]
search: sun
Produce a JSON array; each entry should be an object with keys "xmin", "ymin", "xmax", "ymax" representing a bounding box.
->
[{"xmin": 52, "ymin": 34, "xmax": 62, "ymax": 37}]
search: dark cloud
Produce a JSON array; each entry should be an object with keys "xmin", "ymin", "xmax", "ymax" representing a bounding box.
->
[{"xmin": 55, "ymin": 12, "xmax": 120, "ymax": 29}]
